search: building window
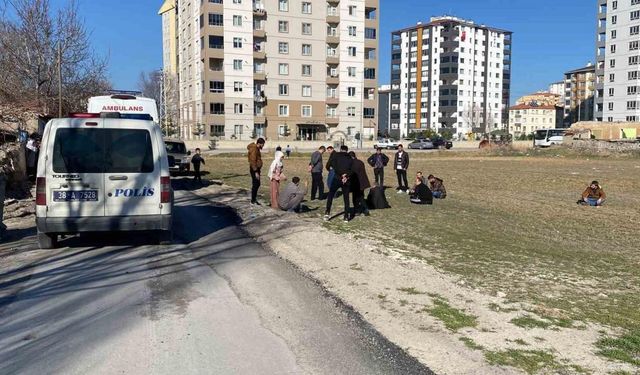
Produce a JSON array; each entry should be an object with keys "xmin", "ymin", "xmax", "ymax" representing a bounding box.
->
[
  {"xmin": 301, "ymin": 105, "xmax": 312, "ymax": 117},
  {"xmin": 348, "ymin": 5, "xmax": 356, "ymax": 16},
  {"xmin": 232, "ymin": 0, "xmax": 242, "ymax": 3},
  {"xmin": 302, "ymin": 44, "xmax": 312, "ymax": 56},
  {"xmin": 347, "ymin": 106, "xmax": 356, "ymax": 117},
  {"xmin": 626, "ymin": 116, "xmax": 638, "ymax": 121},
  {"xmin": 628, "ymin": 86, "xmax": 638, "ymax": 95},
  {"xmin": 209, "ymin": 35, "xmax": 224, "ymax": 49},
  {"xmin": 279, "ymin": 84, "xmax": 289, "ymax": 96},
  {"xmin": 631, "ymin": 10, "xmax": 640, "ymax": 21},
  {"xmin": 609, "ymin": 88, "xmax": 615, "ymax": 96},
  {"xmin": 209, "ymin": 81, "xmax": 224, "ymax": 93},
  {"xmin": 234, "ymin": 103, "xmax": 244, "ymax": 114},
  {"xmin": 233, "ymin": 59, "xmax": 243, "ymax": 70},
  {"xmin": 348, "ymin": 46, "xmax": 357, "ymax": 56},
  {"xmin": 364, "ymin": 108, "xmax": 375, "ymax": 119},
  {"xmin": 278, "ymin": 20, "xmax": 289, "ymax": 33},
  {"xmin": 302, "ymin": 85, "xmax": 312, "ymax": 97},
  {"xmin": 611, "ymin": 44, "xmax": 617, "ymax": 53},
  {"xmin": 630, "ymin": 41, "xmax": 639, "ymax": 51},
  {"xmin": 365, "ymin": 28, "xmax": 377, "ymax": 39},
  {"xmin": 608, "ymin": 102, "xmax": 614, "ymax": 111},
  {"xmin": 302, "ymin": 23, "xmax": 312, "ymax": 35},
  {"xmin": 302, "ymin": 2, "xmax": 311, "ymax": 14},
  {"xmin": 234, "ymin": 124, "xmax": 243, "ymax": 136},
  {"xmin": 347, "ymin": 87, "xmax": 356, "ymax": 97},
  {"xmin": 279, "ymin": 63, "xmax": 289, "ymax": 75},
  {"xmin": 612, "ymin": 15, "xmax": 617, "ymax": 24},
  {"xmin": 278, "ymin": 125, "xmax": 288, "ymax": 136},
  {"xmin": 610, "ymin": 73, "xmax": 615, "ymax": 82},
  {"xmin": 233, "ymin": 81, "xmax": 243, "ymax": 92},
  {"xmin": 610, "ymin": 59, "xmax": 616, "ymax": 68},
  {"xmin": 210, "ymin": 103, "xmax": 225, "ymax": 115},
  {"xmin": 302, "ymin": 64, "xmax": 312, "ymax": 76},
  {"xmin": 630, "ymin": 56, "xmax": 639, "ymax": 65},
  {"xmin": 364, "ymin": 68, "xmax": 376, "ymax": 79},
  {"xmin": 233, "ymin": 15, "xmax": 242, "ymax": 26},
  {"xmin": 278, "ymin": 0, "xmax": 288, "ymax": 11},
  {"xmin": 629, "ymin": 71, "xmax": 639, "ymax": 80},
  {"xmin": 348, "ymin": 26, "xmax": 357, "ymax": 36},
  {"xmin": 210, "ymin": 125, "xmax": 225, "ymax": 136},
  {"xmin": 278, "ymin": 105, "xmax": 289, "ymax": 116},
  {"xmin": 233, "ymin": 37, "xmax": 243, "ymax": 48},
  {"xmin": 278, "ymin": 42, "xmax": 289, "ymax": 54},
  {"xmin": 347, "ymin": 67, "xmax": 356, "ymax": 77},
  {"xmin": 631, "ymin": 26, "xmax": 640, "ymax": 36},
  {"xmin": 627, "ymin": 101, "xmax": 638, "ymax": 110},
  {"xmin": 611, "ymin": 30, "xmax": 617, "ymax": 39},
  {"xmin": 209, "ymin": 13, "xmax": 223, "ymax": 26}
]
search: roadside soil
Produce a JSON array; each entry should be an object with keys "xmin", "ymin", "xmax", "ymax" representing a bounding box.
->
[{"xmin": 191, "ymin": 181, "xmax": 637, "ymax": 375}]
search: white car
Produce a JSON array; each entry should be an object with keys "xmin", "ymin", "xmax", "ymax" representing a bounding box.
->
[
  {"xmin": 374, "ymin": 139, "xmax": 401, "ymax": 150},
  {"xmin": 35, "ymin": 112, "xmax": 173, "ymax": 249}
]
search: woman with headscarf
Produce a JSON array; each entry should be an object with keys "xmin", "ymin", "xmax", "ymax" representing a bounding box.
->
[{"xmin": 268, "ymin": 150, "xmax": 286, "ymax": 209}]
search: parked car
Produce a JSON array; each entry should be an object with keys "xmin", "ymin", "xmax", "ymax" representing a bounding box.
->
[
  {"xmin": 373, "ymin": 138, "xmax": 401, "ymax": 150},
  {"xmin": 431, "ymin": 138, "xmax": 453, "ymax": 149},
  {"xmin": 35, "ymin": 112, "xmax": 173, "ymax": 249},
  {"xmin": 164, "ymin": 138, "xmax": 191, "ymax": 173},
  {"xmin": 408, "ymin": 139, "xmax": 435, "ymax": 150}
]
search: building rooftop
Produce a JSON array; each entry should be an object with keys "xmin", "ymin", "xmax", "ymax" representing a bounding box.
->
[
  {"xmin": 509, "ymin": 104, "xmax": 560, "ymax": 111},
  {"xmin": 565, "ymin": 64, "xmax": 596, "ymax": 75},
  {"xmin": 392, "ymin": 16, "xmax": 512, "ymax": 35}
]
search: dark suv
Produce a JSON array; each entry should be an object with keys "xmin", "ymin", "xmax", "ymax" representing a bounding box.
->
[{"xmin": 430, "ymin": 138, "xmax": 453, "ymax": 150}]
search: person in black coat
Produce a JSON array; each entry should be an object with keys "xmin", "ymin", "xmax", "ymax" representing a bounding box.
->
[
  {"xmin": 394, "ymin": 144, "xmax": 410, "ymax": 192},
  {"xmin": 367, "ymin": 147, "xmax": 389, "ymax": 187},
  {"xmin": 191, "ymin": 148, "xmax": 205, "ymax": 184},
  {"xmin": 366, "ymin": 183, "xmax": 391, "ymax": 209},
  {"xmin": 324, "ymin": 145, "xmax": 354, "ymax": 222},
  {"xmin": 349, "ymin": 151, "xmax": 371, "ymax": 217},
  {"xmin": 409, "ymin": 177, "xmax": 433, "ymax": 205}
]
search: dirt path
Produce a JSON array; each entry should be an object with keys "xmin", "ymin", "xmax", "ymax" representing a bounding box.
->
[{"xmin": 192, "ymin": 182, "xmax": 636, "ymax": 375}]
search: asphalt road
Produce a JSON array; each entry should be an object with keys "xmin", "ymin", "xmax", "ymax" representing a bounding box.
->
[{"xmin": 0, "ymin": 187, "xmax": 432, "ymax": 375}]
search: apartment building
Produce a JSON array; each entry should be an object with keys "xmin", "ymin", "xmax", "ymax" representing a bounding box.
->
[
  {"xmin": 389, "ymin": 16, "xmax": 512, "ymax": 140},
  {"xmin": 516, "ymin": 92, "xmax": 562, "ymax": 107},
  {"xmin": 548, "ymin": 81, "xmax": 565, "ymax": 97},
  {"xmin": 563, "ymin": 64, "xmax": 596, "ymax": 127},
  {"xmin": 508, "ymin": 102, "xmax": 563, "ymax": 138},
  {"xmin": 159, "ymin": 0, "xmax": 379, "ymax": 142},
  {"xmin": 595, "ymin": 0, "xmax": 640, "ymax": 122}
]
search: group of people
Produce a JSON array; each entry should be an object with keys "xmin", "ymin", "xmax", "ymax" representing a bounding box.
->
[{"xmin": 245, "ymin": 138, "xmax": 607, "ymax": 218}]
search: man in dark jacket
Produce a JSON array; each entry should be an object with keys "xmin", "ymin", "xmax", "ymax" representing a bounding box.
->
[
  {"xmin": 394, "ymin": 144, "xmax": 410, "ymax": 193},
  {"xmin": 308, "ymin": 146, "xmax": 326, "ymax": 200},
  {"xmin": 428, "ymin": 174, "xmax": 447, "ymax": 199},
  {"xmin": 366, "ymin": 183, "xmax": 391, "ymax": 210},
  {"xmin": 324, "ymin": 145, "xmax": 353, "ymax": 222},
  {"xmin": 349, "ymin": 151, "xmax": 371, "ymax": 217},
  {"xmin": 410, "ymin": 177, "xmax": 433, "ymax": 205},
  {"xmin": 247, "ymin": 138, "xmax": 265, "ymax": 205},
  {"xmin": 367, "ymin": 147, "xmax": 389, "ymax": 187},
  {"xmin": 191, "ymin": 148, "xmax": 205, "ymax": 184}
]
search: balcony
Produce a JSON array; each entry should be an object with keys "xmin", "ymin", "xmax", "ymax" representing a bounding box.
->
[
  {"xmin": 253, "ymin": 50, "xmax": 266, "ymax": 59},
  {"xmin": 326, "ymin": 75, "xmax": 339, "ymax": 85},
  {"xmin": 327, "ymin": 14, "xmax": 340, "ymax": 24},
  {"xmin": 253, "ymin": 28, "xmax": 266, "ymax": 38},
  {"xmin": 326, "ymin": 54, "xmax": 339, "ymax": 64},
  {"xmin": 327, "ymin": 0, "xmax": 339, "ymax": 3},
  {"xmin": 253, "ymin": 7, "xmax": 267, "ymax": 17},
  {"xmin": 326, "ymin": 96, "xmax": 339, "ymax": 105},
  {"xmin": 254, "ymin": 70, "xmax": 267, "ymax": 81},
  {"xmin": 254, "ymin": 94, "xmax": 267, "ymax": 103},
  {"xmin": 326, "ymin": 34, "xmax": 340, "ymax": 44},
  {"xmin": 254, "ymin": 112, "xmax": 266, "ymax": 122},
  {"xmin": 326, "ymin": 117, "xmax": 339, "ymax": 126}
]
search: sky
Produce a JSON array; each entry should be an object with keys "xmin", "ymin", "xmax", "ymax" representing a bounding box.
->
[{"xmin": 59, "ymin": 0, "xmax": 596, "ymax": 102}]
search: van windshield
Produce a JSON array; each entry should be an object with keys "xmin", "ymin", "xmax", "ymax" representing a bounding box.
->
[
  {"xmin": 52, "ymin": 128, "xmax": 154, "ymax": 173},
  {"xmin": 165, "ymin": 142, "xmax": 186, "ymax": 154},
  {"xmin": 534, "ymin": 130, "xmax": 548, "ymax": 140}
]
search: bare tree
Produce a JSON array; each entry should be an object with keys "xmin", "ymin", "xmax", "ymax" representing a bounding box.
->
[
  {"xmin": 137, "ymin": 70, "xmax": 162, "ymax": 106},
  {"xmin": 138, "ymin": 69, "xmax": 180, "ymax": 137},
  {"xmin": 0, "ymin": 0, "xmax": 110, "ymax": 115}
]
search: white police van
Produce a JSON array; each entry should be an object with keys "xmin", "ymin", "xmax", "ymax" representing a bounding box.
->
[{"xmin": 35, "ymin": 112, "xmax": 173, "ymax": 249}]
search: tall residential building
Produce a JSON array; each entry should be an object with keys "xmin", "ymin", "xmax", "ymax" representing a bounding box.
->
[
  {"xmin": 563, "ymin": 64, "xmax": 596, "ymax": 127},
  {"xmin": 548, "ymin": 81, "xmax": 565, "ymax": 97},
  {"xmin": 389, "ymin": 16, "xmax": 512, "ymax": 140},
  {"xmin": 377, "ymin": 84, "xmax": 390, "ymax": 137},
  {"xmin": 159, "ymin": 0, "xmax": 379, "ymax": 142},
  {"xmin": 595, "ymin": 0, "xmax": 640, "ymax": 122}
]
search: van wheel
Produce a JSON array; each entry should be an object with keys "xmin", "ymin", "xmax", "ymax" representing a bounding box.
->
[
  {"xmin": 158, "ymin": 230, "xmax": 173, "ymax": 245},
  {"xmin": 38, "ymin": 232, "xmax": 58, "ymax": 249}
]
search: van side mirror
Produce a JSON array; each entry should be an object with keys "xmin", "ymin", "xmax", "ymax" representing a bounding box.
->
[{"xmin": 187, "ymin": 150, "xmax": 192, "ymax": 155}]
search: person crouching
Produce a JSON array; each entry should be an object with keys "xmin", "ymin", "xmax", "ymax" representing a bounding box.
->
[{"xmin": 409, "ymin": 176, "xmax": 433, "ymax": 205}]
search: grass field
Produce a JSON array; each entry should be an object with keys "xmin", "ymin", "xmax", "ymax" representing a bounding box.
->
[{"xmin": 201, "ymin": 148, "xmax": 640, "ymax": 367}]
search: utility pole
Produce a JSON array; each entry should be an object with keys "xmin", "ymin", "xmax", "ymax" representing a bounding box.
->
[{"xmin": 57, "ymin": 42, "xmax": 62, "ymax": 118}]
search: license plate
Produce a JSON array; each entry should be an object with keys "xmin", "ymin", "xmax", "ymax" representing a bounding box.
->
[{"xmin": 53, "ymin": 190, "xmax": 99, "ymax": 202}]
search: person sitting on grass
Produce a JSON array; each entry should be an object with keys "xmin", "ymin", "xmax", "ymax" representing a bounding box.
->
[
  {"xmin": 427, "ymin": 174, "xmax": 447, "ymax": 199},
  {"xmin": 408, "ymin": 171, "xmax": 426, "ymax": 195},
  {"xmin": 279, "ymin": 176, "xmax": 307, "ymax": 213},
  {"xmin": 409, "ymin": 177, "xmax": 433, "ymax": 205},
  {"xmin": 579, "ymin": 180, "xmax": 606, "ymax": 207}
]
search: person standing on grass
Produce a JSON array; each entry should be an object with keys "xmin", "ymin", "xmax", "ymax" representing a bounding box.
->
[
  {"xmin": 428, "ymin": 174, "xmax": 447, "ymax": 199},
  {"xmin": 409, "ymin": 176, "xmax": 433, "ymax": 205},
  {"xmin": 325, "ymin": 145, "xmax": 336, "ymax": 191},
  {"xmin": 191, "ymin": 148, "xmax": 205, "ymax": 184},
  {"xmin": 394, "ymin": 144, "xmax": 410, "ymax": 193},
  {"xmin": 268, "ymin": 150, "xmax": 286, "ymax": 209},
  {"xmin": 279, "ymin": 176, "xmax": 307, "ymax": 212},
  {"xmin": 308, "ymin": 146, "xmax": 326, "ymax": 200},
  {"xmin": 285, "ymin": 145, "xmax": 292, "ymax": 158},
  {"xmin": 367, "ymin": 147, "xmax": 389, "ymax": 187},
  {"xmin": 349, "ymin": 151, "xmax": 371, "ymax": 217},
  {"xmin": 247, "ymin": 138, "xmax": 265, "ymax": 205},
  {"xmin": 579, "ymin": 180, "xmax": 606, "ymax": 207},
  {"xmin": 325, "ymin": 145, "xmax": 354, "ymax": 222}
]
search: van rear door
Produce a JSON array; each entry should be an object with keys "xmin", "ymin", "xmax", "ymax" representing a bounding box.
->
[
  {"xmin": 47, "ymin": 119, "xmax": 106, "ymax": 218},
  {"xmin": 102, "ymin": 120, "xmax": 161, "ymax": 217}
]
